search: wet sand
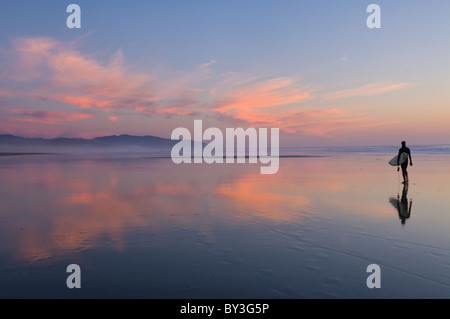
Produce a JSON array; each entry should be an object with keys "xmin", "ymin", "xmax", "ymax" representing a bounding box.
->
[{"xmin": 0, "ymin": 152, "xmax": 449, "ymax": 298}]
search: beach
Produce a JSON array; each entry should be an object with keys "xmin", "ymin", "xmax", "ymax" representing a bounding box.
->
[{"xmin": 0, "ymin": 150, "xmax": 449, "ymax": 298}]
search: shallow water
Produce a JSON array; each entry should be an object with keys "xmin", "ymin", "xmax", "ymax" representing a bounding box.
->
[{"xmin": 0, "ymin": 153, "xmax": 449, "ymax": 298}]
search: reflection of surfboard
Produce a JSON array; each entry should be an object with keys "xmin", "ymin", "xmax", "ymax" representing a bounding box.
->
[
  {"xmin": 389, "ymin": 197, "xmax": 399, "ymax": 209},
  {"xmin": 389, "ymin": 152, "xmax": 408, "ymax": 166}
]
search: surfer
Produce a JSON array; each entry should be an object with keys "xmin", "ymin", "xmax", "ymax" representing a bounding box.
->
[{"xmin": 397, "ymin": 141, "xmax": 413, "ymax": 184}]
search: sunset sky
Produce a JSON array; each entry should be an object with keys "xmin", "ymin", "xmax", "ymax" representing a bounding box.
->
[{"xmin": 0, "ymin": 0, "xmax": 449, "ymax": 146}]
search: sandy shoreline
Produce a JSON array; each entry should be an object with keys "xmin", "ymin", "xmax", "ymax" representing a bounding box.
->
[{"xmin": 0, "ymin": 153, "xmax": 449, "ymax": 298}]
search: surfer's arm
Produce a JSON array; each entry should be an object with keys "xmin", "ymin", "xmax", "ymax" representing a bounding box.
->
[{"xmin": 409, "ymin": 151, "xmax": 413, "ymax": 165}]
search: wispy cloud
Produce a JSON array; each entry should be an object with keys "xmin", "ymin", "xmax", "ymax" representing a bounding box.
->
[
  {"xmin": 212, "ymin": 76, "xmax": 314, "ymax": 124},
  {"xmin": 340, "ymin": 54, "xmax": 349, "ymax": 63},
  {"xmin": 8, "ymin": 109, "xmax": 93, "ymax": 124},
  {"xmin": 322, "ymin": 81, "xmax": 415, "ymax": 100},
  {"xmin": 0, "ymin": 36, "xmax": 409, "ymax": 138},
  {"xmin": 1, "ymin": 37, "xmax": 155, "ymax": 111},
  {"xmin": 1, "ymin": 37, "xmax": 202, "ymax": 115},
  {"xmin": 286, "ymin": 117, "xmax": 399, "ymax": 136},
  {"xmin": 1, "ymin": 37, "xmax": 318, "ymax": 128}
]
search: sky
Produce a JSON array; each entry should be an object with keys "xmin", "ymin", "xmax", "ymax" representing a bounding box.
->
[{"xmin": 0, "ymin": 0, "xmax": 449, "ymax": 146}]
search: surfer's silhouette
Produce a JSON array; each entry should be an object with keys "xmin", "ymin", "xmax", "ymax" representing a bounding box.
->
[
  {"xmin": 397, "ymin": 141, "xmax": 413, "ymax": 184},
  {"xmin": 389, "ymin": 183, "xmax": 412, "ymax": 226}
]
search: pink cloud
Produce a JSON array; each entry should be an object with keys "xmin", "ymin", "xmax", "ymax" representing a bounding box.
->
[
  {"xmin": 0, "ymin": 87, "xmax": 19, "ymax": 98},
  {"xmin": 8, "ymin": 109, "xmax": 92, "ymax": 124},
  {"xmin": 0, "ymin": 36, "xmax": 409, "ymax": 138},
  {"xmin": 1, "ymin": 37, "xmax": 219, "ymax": 119},
  {"xmin": 210, "ymin": 77, "xmax": 315, "ymax": 126},
  {"xmin": 322, "ymin": 81, "xmax": 414, "ymax": 100},
  {"xmin": 216, "ymin": 77, "xmax": 311, "ymax": 111},
  {"xmin": 285, "ymin": 115, "xmax": 399, "ymax": 136},
  {"xmin": 1, "ymin": 37, "xmax": 161, "ymax": 112}
]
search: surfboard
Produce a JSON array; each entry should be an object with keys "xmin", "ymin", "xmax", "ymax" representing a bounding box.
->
[{"xmin": 389, "ymin": 152, "xmax": 408, "ymax": 166}]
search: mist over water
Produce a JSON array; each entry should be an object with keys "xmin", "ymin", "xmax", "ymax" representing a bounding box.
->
[{"xmin": 280, "ymin": 145, "xmax": 450, "ymax": 155}]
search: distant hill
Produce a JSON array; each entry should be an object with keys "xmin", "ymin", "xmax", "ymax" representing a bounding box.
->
[
  {"xmin": 92, "ymin": 134, "xmax": 177, "ymax": 148},
  {"xmin": 0, "ymin": 134, "xmax": 194, "ymax": 154}
]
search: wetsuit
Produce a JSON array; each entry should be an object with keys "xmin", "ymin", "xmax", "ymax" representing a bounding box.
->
[
  {"xmin": 397, "ymin": 146, "xmax": 411, "ymax": 167},
  {"xmin": 398, "ymin": 146, "xmax": 412, "ymax": 182}
]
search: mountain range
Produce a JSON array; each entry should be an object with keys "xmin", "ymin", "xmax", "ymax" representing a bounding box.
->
[{"xmin": 0, "ymin": 134, "xmax": 189, "ymax": 154}]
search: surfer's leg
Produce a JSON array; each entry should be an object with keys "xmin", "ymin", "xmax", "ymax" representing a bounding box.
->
[
  {"xmin": 401, "ymin": 164, "xmax": 408, "ymax": 183},
  {"xmin": 401, "ymin": 163, "xmax": 408, "ymax": 183}
]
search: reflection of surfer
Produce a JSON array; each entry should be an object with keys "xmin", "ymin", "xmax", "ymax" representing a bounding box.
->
[
  {"xmin": 397, "ymin": 141, "xmax": 413, "ymax": 184},
  {"xmin": 397, "ymin": 183, "xmax": 412, "ymax": 225}
]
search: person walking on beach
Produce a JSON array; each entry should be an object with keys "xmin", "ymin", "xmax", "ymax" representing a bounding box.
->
[{"xmin": 397, "ymin": 141, "xmax": 413, "ymax": 184}]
